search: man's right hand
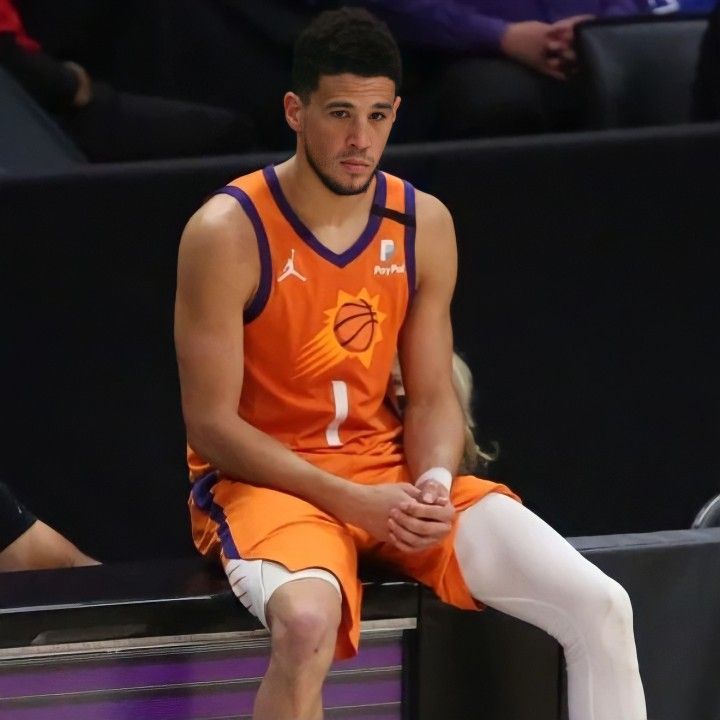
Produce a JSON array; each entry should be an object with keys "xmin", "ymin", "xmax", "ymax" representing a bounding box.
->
[
  {"xmin": 500, "ymin": 21, "xmax": 567, "ymax": 80},
  {"xmin": 340, "ymin": 482, "xmax": 422, "ymax": 542}
]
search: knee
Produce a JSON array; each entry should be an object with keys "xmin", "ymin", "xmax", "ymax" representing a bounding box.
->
[
  {"xmin": 593, "ymin": 577, "xmax": 632, "ymax": 622},
  {"xmin": 271, "ymin": 598, "xmax": 340, "ymax": 664},
  {"xmin": 579, "ymin": 576, "xmax": 635, "ymax": 642}
]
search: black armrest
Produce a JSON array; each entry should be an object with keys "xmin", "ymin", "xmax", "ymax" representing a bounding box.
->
[
  {"xmin": 576, "ymin": 16, "xmax": 708, "ymax": 127},
  {"xmin": 0, "ymin": 557, "xmax": 245, "ymax": 647},
  {"xmin": 0, "ymin": 556, "xmax": 420, "ymax": 648}
]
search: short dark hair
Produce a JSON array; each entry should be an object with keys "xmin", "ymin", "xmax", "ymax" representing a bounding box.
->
[{"xmin": 292, "ymin": 7, "xmax": 402, "ymax": 100}]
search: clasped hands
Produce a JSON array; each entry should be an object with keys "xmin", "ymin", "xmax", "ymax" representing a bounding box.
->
[
  {"xmin": 359, "ymin": 479, "xmax": 455, "ymax": 553},
  {"xmin": 501, "ymin": 15, "xmax": 595, "ymax": 80}
]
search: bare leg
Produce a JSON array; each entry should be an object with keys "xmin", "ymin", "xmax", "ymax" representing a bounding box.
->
[
  {"xmin": 455, "ymin": 493, "xmax": 646, "ymax": 720},
  {"xmin": 254, "ymin": 577, "xmax": 342, "ymax": 720}
]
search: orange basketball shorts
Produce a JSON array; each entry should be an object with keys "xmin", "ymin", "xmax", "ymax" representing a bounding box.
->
[{"xmin": 189, "ymin": 457, "xmax": 519, "ymax": 659}]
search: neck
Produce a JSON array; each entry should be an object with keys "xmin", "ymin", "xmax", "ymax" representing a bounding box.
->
[{"xmin": 276, "ymin": 154, "xmax": 376, "ymax": 227}]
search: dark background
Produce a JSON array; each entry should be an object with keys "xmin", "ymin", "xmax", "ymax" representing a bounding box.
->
[{"xmin": 1, "ymin": 124, "xmax": 719, "ymax": 562}]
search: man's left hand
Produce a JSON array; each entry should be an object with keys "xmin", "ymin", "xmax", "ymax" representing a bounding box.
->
[
  {"xmin": 546, "ymin": 14, "xmax": 595, "ymax": 74},
  {"xmin": 416, "ymin": 477, "xmax": 450, "ymax": 506},
  {"xmin": 387, "ymin": 480, "xmax": 456, "ymax": 553}
]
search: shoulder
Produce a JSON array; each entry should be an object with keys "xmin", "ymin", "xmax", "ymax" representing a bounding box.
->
[
  {"xmin": 413, "ymin": 190, "xmax": 457, "ymax": 286},
  {"xmin": 414, "ymin": 189, "xmax": 455, "ymax": 238},
  {"xmin": 179, "ymin": 193, "xmax": 259, "ymax": 267},
  {"xmin": 177, "ymin": 193, "xmax": 262, "ymax": 305}
]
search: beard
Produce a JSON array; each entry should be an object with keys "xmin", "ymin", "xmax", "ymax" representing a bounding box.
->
[{"xmin": 304, "ymin": 140, "xmax": 376, "ymax": 196}]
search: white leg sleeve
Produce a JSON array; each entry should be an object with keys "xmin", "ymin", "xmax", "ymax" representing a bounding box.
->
[
  {"xmin": 224, "ymin": 558, "xmax": 341, "ymax": 628},
  {"xmin": 455, "ymin": 493, "xmax": 647, "ymax": 720}
]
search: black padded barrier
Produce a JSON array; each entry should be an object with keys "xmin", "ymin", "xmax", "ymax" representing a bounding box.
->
[
  {"xmin": 1, "ymin": 122, "xmax": 720, "ymax": 720},
  {"xmin": 416, "ymin": 527, "xmax": 720, "ymax": 720},
  {"xmin": 0, "ymin": 152, "xmax": 281, "ymax": 562},
  {"xmin": 1, "ymin": 124, "xmax": 720, "ymax": 561},
  {"xmin": 576, "ymin": 16, "xmax": 708, "ymax": 128}
]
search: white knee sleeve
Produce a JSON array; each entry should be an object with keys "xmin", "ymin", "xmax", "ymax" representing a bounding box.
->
[{"xmin": 224, "ymin": 558, "xmax": 341, "ymax": 628}]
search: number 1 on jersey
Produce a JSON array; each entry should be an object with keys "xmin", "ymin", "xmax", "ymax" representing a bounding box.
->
[{"xmin": 326, "ymin": 380, "xmax": 348, "ymax": 447}]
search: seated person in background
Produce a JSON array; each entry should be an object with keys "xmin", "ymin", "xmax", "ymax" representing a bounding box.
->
[
  {"xmin": 0, "ymin": 481, "xmax": 98, "ymax": 572},
  {"xmin": 0, "ymin": 0, "xmax": 254, "ymax": 161},
  {"xmin": 664, "ymin": 0, "xmax": 718, "ymax": 12},
  {"xmin": 694, "ymin": 0, "xmax": 720, "ymax": 120},
  {"xmin": 359, "ymin": 0, "xmax": 647, "ymax": 139}
]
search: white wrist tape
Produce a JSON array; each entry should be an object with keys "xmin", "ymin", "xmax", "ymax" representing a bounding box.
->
[{"xmin": 415, "ymin": 466, "xmax": 453, "ymax": 492}]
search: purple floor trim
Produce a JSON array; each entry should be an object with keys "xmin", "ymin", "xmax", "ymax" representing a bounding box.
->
[
  {"xmin": 3, "ymin": 689, "xmax": 256, "ymax": 720},
  {"xmin": 333, "ymin": 642, "xmax": 403, "ymax": 672},
  {"xmin": 0, "ymin": 640, "xmax": 402, "ymax": 698},
  {"xmin": 327, "ymin": 709, "xmax": 401, "ymax": 720},
  {"xmin": 2, "ymin": 677, "xmax": 402, "ymax": 720},
  {"xmin": 0, "ymin": 655, "xmax": 268, "ymax": 699},
  {"xmin": 324, "ymin": 677, "xmax": 401, "ymax": 707}
]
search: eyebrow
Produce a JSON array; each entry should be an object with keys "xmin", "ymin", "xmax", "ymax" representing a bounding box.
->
[{"xmin": 324, "ymin": 101, "xmax": 394, "ymax": 110}]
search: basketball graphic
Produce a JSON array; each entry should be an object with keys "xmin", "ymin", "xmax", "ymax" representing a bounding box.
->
[
  {"xmin": 333, "ymin": 300, "xmax": 377, "ymax": 352},
  {"xmin": 294, "ymin": 288, "xmax": 387, "ymax": 378}
]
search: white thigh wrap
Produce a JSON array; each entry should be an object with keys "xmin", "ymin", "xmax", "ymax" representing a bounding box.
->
[{"xmin": 224, "ymin": 558, "xmax": 341, "ymax": 628}]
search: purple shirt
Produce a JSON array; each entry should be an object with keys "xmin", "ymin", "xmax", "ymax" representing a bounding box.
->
[{"xmin": 362, "ymin": 0, "xmax": 646, "ymax": 53}]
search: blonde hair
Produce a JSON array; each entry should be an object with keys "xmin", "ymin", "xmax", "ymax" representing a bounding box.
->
[
  {"xmin": 452, "ymin": 353, "xmax": 498, "ymax": 475},
  {"xmin": 388, "ymin": 352, "xmax": 499, "ymax": 475}
]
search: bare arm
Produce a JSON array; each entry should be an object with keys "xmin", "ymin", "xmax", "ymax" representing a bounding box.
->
[
  {"xmin": 175, "ymin": 197, "xmax": 418, "ymax": 536},
  {"xmin": 0, "ymin": 521, "xmax": 99, "ymax": 572},
  {"xmin": 400, "ymin": 191, "xmax": 465, "ymax": 483},
  {"xmin": 387, "ymin": 193, "xmax": 464, "ymax": 552}
]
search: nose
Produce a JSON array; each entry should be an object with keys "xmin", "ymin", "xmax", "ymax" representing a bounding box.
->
[{"xmin": 347, "ymin": 117, "xmax": 371, "ymax": 151}]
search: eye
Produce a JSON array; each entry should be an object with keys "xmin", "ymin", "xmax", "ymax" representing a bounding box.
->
[
  {"xmin": 370, "ymin": 112, "xmax": 387, "ymax": 121},
  {"xmin": 330, "ymin": 110, "xmax": 350, "ymax": 119}
]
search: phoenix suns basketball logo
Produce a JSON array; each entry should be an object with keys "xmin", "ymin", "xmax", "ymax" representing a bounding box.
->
[{"xmin": 295, "ymin": 289, "xmax": 386, "ymax": 378}]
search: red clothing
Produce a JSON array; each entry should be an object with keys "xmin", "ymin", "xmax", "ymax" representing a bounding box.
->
[{"xmin": 0, "ymin": 0, "xmax": 40, "ymax": 52}]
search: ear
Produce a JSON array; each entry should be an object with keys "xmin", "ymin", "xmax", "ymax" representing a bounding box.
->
[
  {"xmin": 284, "ymin": 92, "xmax": 304, "ymax": 133},
  {"xmin": 392, "ymin": 95, "xmax": 402, "ymax": 122}
]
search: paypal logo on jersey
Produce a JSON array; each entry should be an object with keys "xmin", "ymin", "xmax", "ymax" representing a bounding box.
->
[
  {"xmin": 380, "ymin": 239, "xmax": 395, "ymax": 262},
  {"xmin": 374, "ymin": 263, "xmax": 406, "ymax": 276}
]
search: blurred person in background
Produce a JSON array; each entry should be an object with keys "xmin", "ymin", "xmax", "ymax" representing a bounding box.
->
[
  {"xmin": 693, "ymin": 0, "xmax": 720, "ymax": 119},
  {"xmin": 360, "ymin": 0, "xmax": 648, "ymax": 139},
  {"xmin": 0, "ymin": 481, "xmax": 98, "ymax": 572},
  {"xmin": 0, "ymin": 0, "xmax": 254, "ymax": 161}
]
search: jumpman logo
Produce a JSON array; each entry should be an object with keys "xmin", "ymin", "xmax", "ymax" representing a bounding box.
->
[{"xmin": 277, "ymin": 249, "xmax": 307, "ymax": 283}]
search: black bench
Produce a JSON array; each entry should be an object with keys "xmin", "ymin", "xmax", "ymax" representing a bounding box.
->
[
  {"xmin": 0, "ymin": 561, "xmax": 421, "ymax": 720},
  {"xmin": 0, "ymin": 560, "xmax": 420, "ymax": 649},
  {"xmin": 2, "ymin": 529, "xmax": 719, "ymax": 720}
]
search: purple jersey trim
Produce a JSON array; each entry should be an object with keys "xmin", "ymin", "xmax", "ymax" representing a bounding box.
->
[
  {"xmin": 403, "ymin": 180, "xmax": 417, "ymax": 301},
  {"xmin": 191, "ymin": 471, "xmax": 240, "ymax": 560},
  {"xmin": 263, "ymin": 165, "xmax": 387, "ymax": 268},
  {"xmin": 213, "ymin": 186, "xmax": 272, "ymax": 324}
]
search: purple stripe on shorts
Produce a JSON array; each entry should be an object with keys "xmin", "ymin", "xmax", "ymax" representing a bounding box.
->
[{"xmin": 190, "ymin": 471, "xmax": 240, "ymax": 560}]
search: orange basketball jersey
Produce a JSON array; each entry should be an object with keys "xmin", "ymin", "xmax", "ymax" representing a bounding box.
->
[{"xmin": 188, "ymin": 165, "xmax": 417, "ymax": 480}]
